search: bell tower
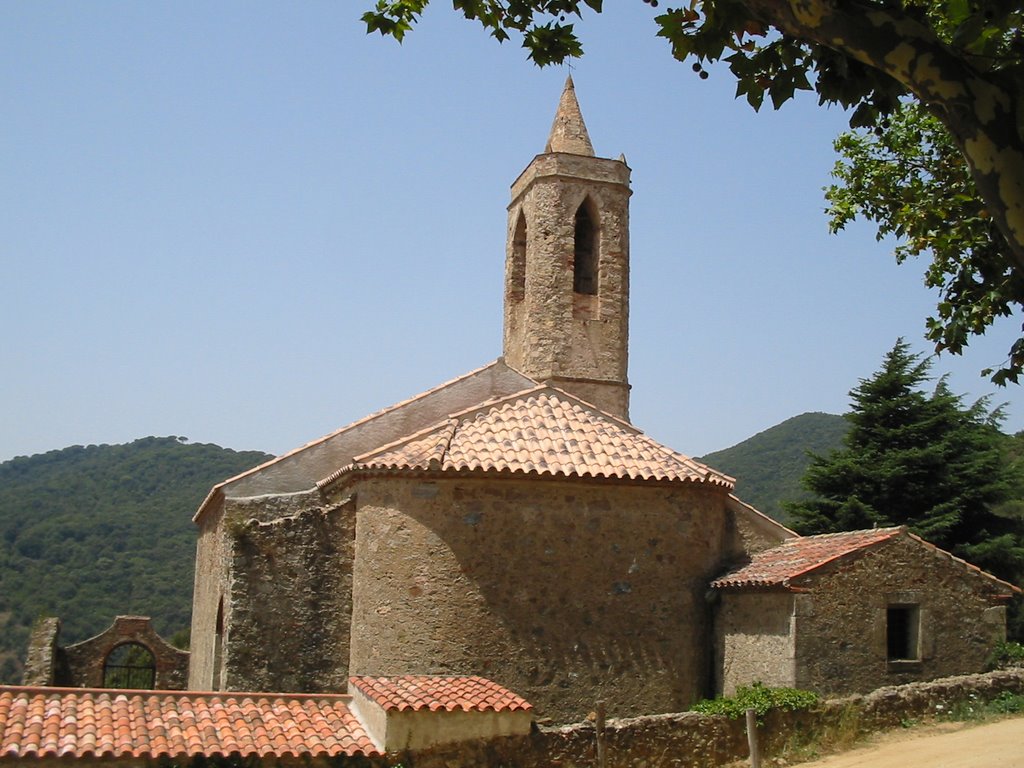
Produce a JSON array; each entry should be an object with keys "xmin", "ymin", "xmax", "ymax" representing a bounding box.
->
[{"xmin": 503, "ymin": 77, "xmax": 632, "ymax": 420}]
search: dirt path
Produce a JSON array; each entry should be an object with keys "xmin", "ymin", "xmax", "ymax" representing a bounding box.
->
[{"xmin": 788, "ymin": 717, "xmax": 1023, "ymax": 768}]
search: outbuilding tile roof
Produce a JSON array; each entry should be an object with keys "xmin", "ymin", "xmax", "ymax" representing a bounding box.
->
[
  {"xmin": 319, "ymin": 386, "xmax": 733, "ymax": 489},
  {"xmin": 712, "ymin": 527, "xmax": 1022, "ymax": 596},
  {"xmin": 711, "ymin": 528, "xmax": 905, "ymax": 589},
  {"xmin": 349, "ymin": 675, "xmax": 532, "ymax": 713},
  {"xmin": 0, "ymin": 687, "xmax": 379, "ymax": 759}
]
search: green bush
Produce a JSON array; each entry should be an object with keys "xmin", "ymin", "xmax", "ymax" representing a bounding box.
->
[
  {"xmin": 991, "ymin": 691, "xmax": 1024, "ymax": 714},
  {"xmin": 985, "ymin": 640, "xmax": 1024, "ymax": 670},
  {"xmin": 692, "ymin": 682, "xmax": 819, "ymax": 723}
]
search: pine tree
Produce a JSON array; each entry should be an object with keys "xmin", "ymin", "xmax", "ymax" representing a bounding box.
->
[{"xmin": 787, "ymin": 340, "xmax": 1024, "ymax": 585}]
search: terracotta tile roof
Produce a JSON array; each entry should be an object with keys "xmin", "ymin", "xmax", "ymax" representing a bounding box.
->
[
  {"xmin": 713, "ymin": 527, "xmax": 1023, "ymax": 596},
  {"xmin": 318, "ymin": 386, "xmax": 733, "ymax": 489},
  {"xmin": 349, "ymin": 676, "xmax": 532, "ymax": 713},
  {"xmin": 711, "ymin": 528, "xmax": 904, "ymax": 589},
  {"xmin": 0, "ymin": 687, "xmax": 379, "ymax": 759}
]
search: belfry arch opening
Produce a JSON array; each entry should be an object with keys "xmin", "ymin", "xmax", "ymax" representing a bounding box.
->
[
  {"xmin": 573, "ymin": 199, "xmax": 598, "ymax": 295},
  {"xmin": 102, "ymin": 642, "xmax": 156, "ymax": 689},
  {"xmin": 509, "ymin": 211, "xmax": 527, "ymax": 302}
]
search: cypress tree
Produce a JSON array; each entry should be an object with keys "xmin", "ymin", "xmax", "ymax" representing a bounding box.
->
[{"xmin": 787, "ymin": 340, "xmax": 1024, "ymax": 585}]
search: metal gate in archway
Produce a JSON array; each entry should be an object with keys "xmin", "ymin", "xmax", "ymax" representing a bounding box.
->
[{"xmin": 102, "ymin": 642, "xmax": 156, "ymax": 689}]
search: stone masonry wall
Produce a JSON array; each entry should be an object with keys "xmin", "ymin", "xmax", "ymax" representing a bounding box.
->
[
  {"xmin": 793, "ymin": 535, "xmax": 1009, "ymax": 695},
  {"xmin": 21, "ymin": 618, "xmax": 61, "ymax": 686},
  {"xmin": 188, "ymin": 497, "xmax": 228, "ymax": 690},
  {"xmin": 346, "ymin": 475, "xmax": 738, "ymax": 722},
  {"xmin": 224, "ymin": 495, "xmax": 355, "ymax": 692},
  {"xmin": 715, "ymin": 591, "xmax": 796, "ymax": 694}
]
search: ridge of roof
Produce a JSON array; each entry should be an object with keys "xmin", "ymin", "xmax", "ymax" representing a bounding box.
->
[
  {"xmin": 195, "ymin": 359, "xmax": 526, "ymax": 521},
  {"xmin": 317, "ymin": 384, "xmax": 734, "ymax": 490},
  {"xmin": 0, "ymin": 686, "xmax": 379, "ymax": 759}
]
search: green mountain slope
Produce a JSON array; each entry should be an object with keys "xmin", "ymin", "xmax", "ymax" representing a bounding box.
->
[
  {"xmin": 700, "ymin": 412, "xmax": 849, "ymax": 524},
  {"xmin": 0, "ymin": 437, "xmax": 271, "ymax": 683}
]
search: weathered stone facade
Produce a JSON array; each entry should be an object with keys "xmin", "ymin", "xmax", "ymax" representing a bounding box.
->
[
  {"xmin": 189, "ymin": 491, "xmax": 356, "ymax": 692},
  {"xmin": 226, "ymin": 497, "xmax": 355, "ymax": 692},
  {"xmin": 714, "ymin": 591, "xmax": 796, "ymax": 692},
  {"xmin": 190, "ymin": 468, "xmax": 785, "ymax": 720},
  {"xmin": 715, "ymin": 532, "xmax": 1015, "ymax": 697},
  {"xmin": 341, "ymin": 476, "xmax": 773, "ymax": 721}
]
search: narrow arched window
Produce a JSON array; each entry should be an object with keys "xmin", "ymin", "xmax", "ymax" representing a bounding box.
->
[
  {"xmin": 573, "ymin": 201, "xmax": 597, "ymax": 295},
  {"xmin": 103, "ymin": 642, "xmax": 156, "ymax": 689},
  {"xmin": 214, "ymin": 598, "xmax": 225, "ymax": 690},
  {"xmin": 509, "ymin": 211, "xmax": 527, "ymax": 302}
]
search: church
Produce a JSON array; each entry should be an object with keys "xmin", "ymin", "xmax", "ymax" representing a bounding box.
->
[{"xmin": 180, "ymin": 79, "xmax": 1016, "ymax": 723}]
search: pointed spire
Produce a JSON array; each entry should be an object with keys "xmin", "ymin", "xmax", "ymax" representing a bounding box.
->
[{"xmin": 545, "ymin": 75, "xmax": 594, "ymax": 156}]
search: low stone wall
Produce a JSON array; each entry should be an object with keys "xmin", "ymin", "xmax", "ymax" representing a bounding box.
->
[{"xmin": 397, "ymin": 668, "xmax": 1024, "ymax": 768}]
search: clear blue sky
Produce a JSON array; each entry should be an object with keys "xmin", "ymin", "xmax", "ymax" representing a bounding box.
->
[{"xmin": 3, "ymin": 1, "xmax": 1022, "ymax": 464}]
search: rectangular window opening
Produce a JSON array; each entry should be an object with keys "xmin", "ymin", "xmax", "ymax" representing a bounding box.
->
[{"xmin": 886, "ymin": 604, "xmax": 920, "ymax": 661}]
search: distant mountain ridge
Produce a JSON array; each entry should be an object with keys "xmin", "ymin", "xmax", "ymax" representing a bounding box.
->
[
  {"xmin": 0, "ymin": 437, "xmax": 272, "ymax": 683},
  {"xmin": 0, "ymin": 418, "xmax": 847, "ymax": 684},
  {"xmin": 700, "ymin": 412, "xmax": 849, "ymax": 523}
]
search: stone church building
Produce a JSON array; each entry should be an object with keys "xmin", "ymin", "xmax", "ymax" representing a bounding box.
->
[{"xmin": 183, "ymin": 79, "xmax": 1018, "ymax": 723}]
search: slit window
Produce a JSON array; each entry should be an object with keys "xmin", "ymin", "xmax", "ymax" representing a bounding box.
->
[
  {"xmin": 214, "ymin": 597, "xmax": 225, "ymax": 690},
  {"xmin": 886, "ymin": 605, "xmax": 920, "ymax": 661},
  {"xmin": 510, "ymin": 212, "xmax": 527, "ymax": 302},
  {"xmin": 573, "ymin": 202, "xmax": 597, "ymax": 295}
]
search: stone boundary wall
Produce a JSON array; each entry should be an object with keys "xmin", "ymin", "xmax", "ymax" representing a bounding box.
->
[{"xmin": 397, "ymin": 668, "xmax": 1024, "ymax": 768}]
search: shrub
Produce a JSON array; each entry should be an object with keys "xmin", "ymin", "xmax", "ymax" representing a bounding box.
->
[
  {"xmin": 985, "ymin": 640, "xmax": 1024, "ymax": 670},
  {"xmin": 991, "ymin": 691, "xmax": 1024, "ymax": 715},
  {"xmin": 692, "ymin": 682, "xmax": 819, "ymax": 723}
]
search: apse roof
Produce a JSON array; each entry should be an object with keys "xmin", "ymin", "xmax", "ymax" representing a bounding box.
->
[{"xmin": 317, "ymin": 385, "xmax": 734, "ymax": 490}]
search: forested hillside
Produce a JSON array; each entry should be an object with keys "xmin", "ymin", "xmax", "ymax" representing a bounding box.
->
[
  {"xmin": 700, "ymin": 412, "xmax": 849, "ymax": 523},
  {"xmin": 0, "ymin": 437, "xmax": 271, "ymax": 683}
]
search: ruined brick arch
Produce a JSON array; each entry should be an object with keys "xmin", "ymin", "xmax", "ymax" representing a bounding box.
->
[
  {"xmin": 573, "ymin": 196, "xmax": 599, "ymax": 295},
  {"xmin": 58, "ymin": 616, "xmax": 189, "ymax": 689}
]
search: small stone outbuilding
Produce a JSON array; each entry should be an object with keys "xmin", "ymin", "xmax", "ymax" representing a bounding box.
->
[{"xmin": 712, "ymin": 527, "xmax": 1021, "ymax": 696}]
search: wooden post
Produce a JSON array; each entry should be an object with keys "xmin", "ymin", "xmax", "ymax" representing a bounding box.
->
[
  {"xmin": 595, "ymin": 700, "xmax": 607, "ymax": 768},
  {"xmin": 745, "ymin": 708, "xmax": 761, "ymax": 768}
]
